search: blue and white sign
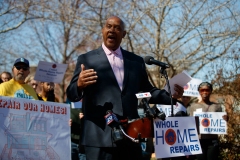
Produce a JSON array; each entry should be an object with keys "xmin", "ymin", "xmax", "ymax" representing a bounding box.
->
[
  {"xmin": 183, "ymin": 78, "xmax": 202, "ymax": 97},
  {"xmin": 157, "ymin": 102, "xmax": 187, "ymax": 117},
  {"xmin": 156, "ymin": 104, "xmax": 172, "ymax": 117},
  {"xmin": 154, "ymin": 117, "xmax": 202, "ymax": 158},
  {"xmin": 193, "ymin": 112, "xmax": 227, "ymax": 134}
]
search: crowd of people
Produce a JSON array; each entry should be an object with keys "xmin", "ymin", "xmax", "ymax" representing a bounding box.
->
[
  {"xmin": 0, "ymin": 57, "xmax": 86, "ymax": 160},
  {"xmin": 0, "ymin": 16, "xmax": 228, "ymax": 160}
]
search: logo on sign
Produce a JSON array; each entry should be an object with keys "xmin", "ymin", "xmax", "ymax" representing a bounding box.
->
[
  {"xmin": 52, "ymin": 64, "xmax": 57, "ymax": 68},
  {"xmin": 184, "ymin": 84, "xmax": 189, "ymax": 90},
  {"xmin": 201, "ymin": 118, "xmax": 210, "ymax": 127},
  {"xmin": 175, "ymin": 103, "xmax": 179, "ymax": 107},
  {"xmin": 136, "ymin": 92, "xmax": 151, "ymax": 98},
  {"xmin": 138, "ymin": 93, "xmax": 144, "ymax": 97},
  {"xmin": 105, "ymin": 114, "xmax": 113, "ymax": 125},
  {"xmin": 165, "ymin": 129, "xmax": 176, "ymax": 145}
]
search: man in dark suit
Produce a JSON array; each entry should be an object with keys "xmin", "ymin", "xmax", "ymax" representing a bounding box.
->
[{"xmin": 67, "ymin": 16, "xmax": 184, "ymax": 160}]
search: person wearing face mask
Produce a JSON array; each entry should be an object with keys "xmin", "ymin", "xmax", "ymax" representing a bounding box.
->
[
  {"xmin": 190, "ymin": 82, "xmax": 228, "ymax": 160},
  {"xmin": 0, "ymin": 58, "xmax": 38, "ymax": 100}
]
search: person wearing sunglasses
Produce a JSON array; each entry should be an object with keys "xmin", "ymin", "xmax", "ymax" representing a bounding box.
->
[
  {"xmin": 0, "ymin": 57, "xmax": 39, "ymax": 100},
  {"xmin": 189, "ymin": 82, "xmax": 228, "ymax": 160}
]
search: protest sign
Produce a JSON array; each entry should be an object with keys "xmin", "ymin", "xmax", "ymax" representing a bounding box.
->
[
  {"xmin": 157, "ymin": 102, "xmax": 187, "ymax": 117},
  {"xmin": 164, "ymin": 70, "xmax": 192, "ymax": 95},
  {"xmin": 34, "ymin": 61, "xmax": 68, "ymax": 83},
  {"xmin": 183, "ymin": 78, "xmax": 202, "ymax": 97},
  {"xmin": 0, "ymin": 96, "xmax": 71, "ymax": 160},
  {"xmin": 193, "ymin": 112, "xmax": 227, "ymax": 134},
  {"xmin": 156, "ymin": 104, "xmax": 172, "ymax": 117},
  {"xmin": 154, "ymin": 117, "xmax": 202, "ymax": 158}
]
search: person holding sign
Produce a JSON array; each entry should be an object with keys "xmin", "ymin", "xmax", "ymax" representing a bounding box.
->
[
  {"xmin": 0, "ymin": 58, "xmax": 38, "ymax": 100},
  {"xmin": 190, "ymin": 82, "xmax": 228, "ymax": 160},
  {"xmin": 161, "ymin": 96, "xmax": 194, "ymax": 160},
  {"xmin": 67, "ymin": 16, "xmax": 184, "ymax": 160},
  {"xmin": 38, "ymin": 82, "xmax": 59, "ymax": 102}
]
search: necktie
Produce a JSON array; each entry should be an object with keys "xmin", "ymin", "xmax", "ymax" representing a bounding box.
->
[{"xmin": 112, "ymin": 52, "xmax": 124, "ymax": 90}]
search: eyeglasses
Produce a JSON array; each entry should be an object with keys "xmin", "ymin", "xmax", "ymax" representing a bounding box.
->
[
  {"xmin": 199, "ymin": 89, "xmax": 211, "ymax": 93},
  {"xmin": 15, "ymin": 66, "xmax": 29, "ymax": 71}
]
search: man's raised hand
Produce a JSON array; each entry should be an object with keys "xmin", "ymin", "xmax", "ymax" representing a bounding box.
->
[{"xmin": 77, "ymin": 64, "xmax": 97, "ymax": 90}]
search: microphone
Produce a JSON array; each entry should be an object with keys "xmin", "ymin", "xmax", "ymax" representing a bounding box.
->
[
  {"xmin": 136, "ymin": 92, "xmax": 166, "ymax": 120},
  {"xmin": 144, "ymin": 56, "xmax": 169, "ymax": 68},
  {"xmin": 136, "ymin": 92, "xmax": 156, "ymax": 117},
  {"xmin": 142, "ymin": 98, "xmax": 156, "ymax": 117},
  {"xmin": 105, "ymin": 110, "xmax": 119, "ymax": 127},
  {"xmin": 104, "ymin": 110, "xmax": 124, "ymax": 142}
]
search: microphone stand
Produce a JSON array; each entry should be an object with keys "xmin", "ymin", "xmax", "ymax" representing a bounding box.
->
[{"xmin": 159, "ymin": 66, "xmax": 174, "ymax": 117}]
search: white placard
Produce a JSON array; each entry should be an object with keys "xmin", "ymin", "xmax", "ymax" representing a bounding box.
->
[
  {"xmin": 154, "ymin": 117, "xmax": 202, "ymax": 158},
  {"xmin": 0, "ymin": 96, "xmax": 71, "ymax": 160},
  {"xmin": 193, "ymin": 112, "xmax": 227, "ymax": 134},
  {"xmin": 183, "ymin": 78, "xmax": 202, "ymax": 97},
  {"xmin": 164, "ymin": 70, "xmax": 192, "ymax": 95},
  {"xmin": 34, "ymin": 61, "xmax": 68, "ymax": 83},
  {"xmin": 174, "ymin": 102, "xmax": 187, "ymax": 115},
  {"xmin": 157, "ymin": 104, "xmax": 173, "ymax": 117},
  {"xmin": 157, "ymin": 103, "xmax": 187, "ymax": 116}
]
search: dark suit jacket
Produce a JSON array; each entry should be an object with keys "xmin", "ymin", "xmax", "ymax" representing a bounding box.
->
[{"xmin": 67, "ymin": 46, "xmax": 175, "ymax": 147}]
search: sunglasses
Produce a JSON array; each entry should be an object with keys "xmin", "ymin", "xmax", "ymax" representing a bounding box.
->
[
  {"xmin": 199, "ymin": 88, "xmax": 211, "ymax": 93},
  {"xmin": 15, "ymin": 66, "xmax": 29, "ymax": 71}
]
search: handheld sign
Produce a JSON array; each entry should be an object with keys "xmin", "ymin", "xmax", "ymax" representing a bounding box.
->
[
  {"xmin": 157, "ymin": 104, "xmax": 173, "ymax": 117},
  {"xmin": 34, "ymin": 61, "xmax": 68, "ymax": 83},
  {"xmin": 164, "ymin": 70, "xmax": 192, "ymax": 95},
  {"xmin": 0, "ymin": 96, "xmax": 71, "ymax": 160},
  {"xmin": 193, "ymin": 112, "xmax": 227, "ymax": 134},
  {"xmin": 173, "ymin": 102, "xmax": 187, "ymax": 115},
  {"xmin": 183, "ymin": 78, "xmax": 202, "ymax": 97},
  {"xmin": 157, "ymin": 103, "xmax": 187, "ymax": 117},
  {"xmin": 154, "ymin": 117, "xmax": 202, "ymax": 158}
]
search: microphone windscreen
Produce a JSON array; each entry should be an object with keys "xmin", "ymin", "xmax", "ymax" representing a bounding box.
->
[{"xmin": 144, "ymin": 56, "xmax": 154, "ymax": 65}]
